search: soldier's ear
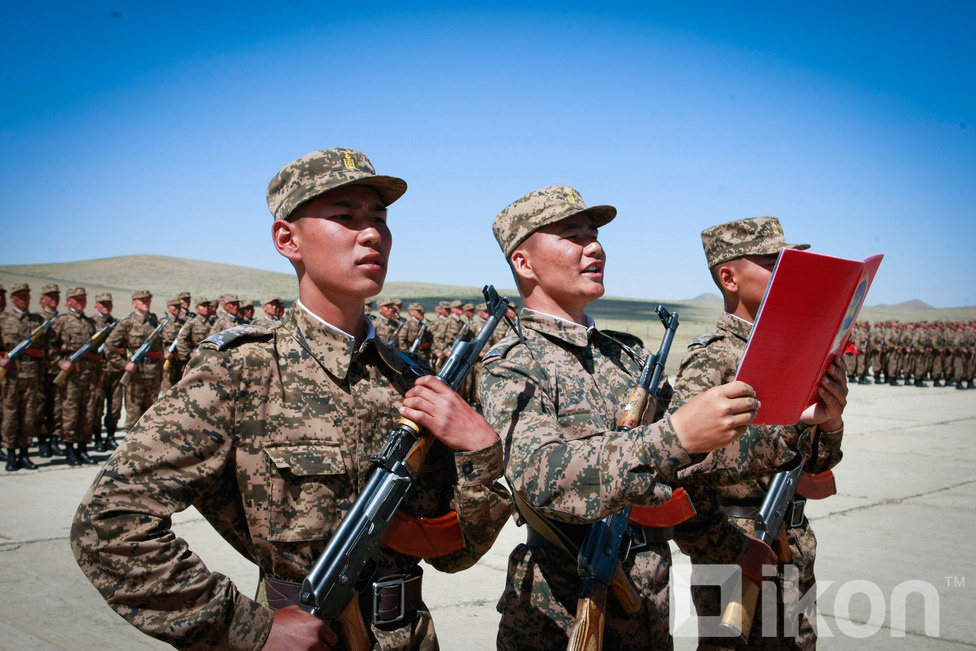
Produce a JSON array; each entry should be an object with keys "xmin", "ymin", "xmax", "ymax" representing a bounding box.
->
[
  {"xmin": 716, "ymin": 262, "xmax": 738, "ymax": 294},
  {"xmin": 272, "ymin": 219, "xmax": 302, "ymax": 263}
]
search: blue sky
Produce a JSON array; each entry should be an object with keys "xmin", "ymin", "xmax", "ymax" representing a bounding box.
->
[{"xmin": 1, "ymin": 1, "xmax": 973, "ymax": 307}]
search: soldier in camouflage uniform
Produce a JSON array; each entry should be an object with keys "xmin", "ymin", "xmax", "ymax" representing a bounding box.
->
[
  {"xmin": 1, "ymin": 284, "xmax": 45, "ymax": 471},
  {"xmin": 105, "ymin": 290, "xmax": 165, "ymax": 433},
  {"xmin": 373, "ymin": 297, "xmax": 402, "ymax": 347},
  {"xmin": 72, "ymin": 147, "xmax": 512, "ymax": 650},
  {"xmin": 479, "ymin": 185, "xmax": 765, "ymax": 650},
  {"xmin": 428, "ymin": 301, "xmax": 450, "ymax": 369},
  {"xmin": 176, "ymin": 297, "xmax": 217, "ymax": 363},
  {"xmin": 671, "ymin": 217, "xmax": 849, "ymax": 650},
  {"xmin": 867, "ymin": 321, "xmax": 886, "ymax": 383},
  {"xmin": 177, "ymin": 291, "xmax": 192, "ymax": 318},
  {"xmin": 239, "ymin": 301, "xmax": 256, "ymax": 325},
  {"xmin": 38, "ymin": 283, "xmax": 64, "ymax": 457},
  {"xmin": 209, "ymin": 295, "xmax": 243, "ymax": 336},
  {"xmin": 884, "ymin": 321, "xmax": 904, "ymax": 385},
  {"xmin": 397, "ymin": 302, "xmax": 433, "ymax": 362},
  {"xmin": 160, "ymin": 297, "xmax": 189, "ymax": 393},
  {"xmin": 251, "ymin": 296, "xmax": 284, "ymax": 328},
  {"xmin": 0, "ymin": 284, "xmax": 4, "ymax": 463},
  {"xmin": 90, "ymin": 293, "xmax": 122, "ymax": 451},
  {"xmin": 48, "ymin": 287, "xmax": 100, "ymax": 466}
]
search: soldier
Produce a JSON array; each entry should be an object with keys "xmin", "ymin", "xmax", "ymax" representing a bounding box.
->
[
  {"xmin": 176, "ymin": 297, "xmax": 216, "ymax": 362},
  {"xmin": 868, "ymin": 320, "xmax": 886, "ymax": 384},
  {"xmin": 885, "ymin": 320, "xmax": 904, "ymax": 386},
  {"xmin": 392, "ymin": 298, "xmax": 403, "ymax": 320},
  {"xmin": 428, "ymin": 301, "xmax": 450, "ymax": 368},
  {"xmin": 48, "ymin": 288, "xmax": 100, "ymax": 466},
  {"xmin": 397, "ymin": 302, "xmax": 433, "ymax": 362},
  {"xmin": 479, "ymin": 186, "xmax": 770, "ymax": 649},
  {"xmin": 932, "ymin": 321, "xmax": 948, "ymax": 386},
  {"xmin": 251, "ymin": 297, "xmax": 284, "ymax": 327},
  {"xmin": 671, "ymin": 217, "xmax": 848, "ymax": 650},
  {"xmin": 73, "ymin": 146, "xmax": 511, "ymax": 649},
  {"xmin": 160, "ymin": 298, "xmax": 189, "ymax": 393},
  {"xmin": 372, "ymin": 297, "xmax": 401, "ymax": 346},
  {"xmin": 105, "ymin": 290, "xmax": 165, "ymax": 434},
  {"xmin": 364, "ymin": 298, "xmax": 374, "ymax": 318},
  {"xmin": 90, "ymin": 293, "xmax": 122, "ymax": 451},
  {"xmin": 38, "ymin": 283, "xmax": 64, "ymax": 457},
  {"xmin": 178, "ymin": 291, "xmax": 192, "ymax": 318},
  {"xmin": 209, "ymin": 295, "xmax": 242, "ymax": 335},
  {"xmin": 0, "ymin": 284, "xmax": 44, "ymax": 470},
  {"xmin": 853, "ymin": 320, "xmax": 871, "ymax": 384},
  {"xmin": 0, "ymin": 284, "xmax": 4, "ymax": 462}
]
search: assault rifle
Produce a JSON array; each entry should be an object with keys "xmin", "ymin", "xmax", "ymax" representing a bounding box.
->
[
  {"xmin": 386, "ymin": 318, "xmax": 406, "ymax": 348},
  {"xmin": 162, "ymin": 314, "xmax": 195, "ymax": 372},
  {"xmin": 300, "ymin": 285, "xmax": 511, "ymax": 647},
  {"xmin": 119, "ymin": 315, "xmax": 171, "ymax": 386},
  {"xmin": 568, "ymin": 305, "xmax": 692, "ymax": 651},
  {"xmin": 53, "ymin": 320, "xmax": 118, "ymax": 386},
  {"xmin": 408, "ymin": 319, "xmax": 429, "ymax": 354},
  {"xmin": 0, "ymin": 313, "xmax": 60, "ymax": 381}
]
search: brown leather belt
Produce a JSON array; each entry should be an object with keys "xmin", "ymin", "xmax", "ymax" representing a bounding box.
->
[
  {"xmin": 264, "ymin": 566, "xmax": 424, "ymax": 626},
  {"xmin": 526, "ymin": 523, "xmax": 673, "ymax": 552}
]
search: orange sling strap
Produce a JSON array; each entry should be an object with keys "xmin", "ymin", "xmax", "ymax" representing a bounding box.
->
[
  {"xmin": 628, "ymin": 487, "xmax": 697, "ymax": 528},
  {"xmin": 795, "ymin": 470, "xmax": 837, "ymax": 500},
  {"xmin": 379, "ymin": 510, "xmax": 464, "ymax": 558}
]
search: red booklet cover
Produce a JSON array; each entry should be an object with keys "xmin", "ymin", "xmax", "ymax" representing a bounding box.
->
[{"xmin": 734, "ymin": 249, "xmax": 883, "ymax": 425}]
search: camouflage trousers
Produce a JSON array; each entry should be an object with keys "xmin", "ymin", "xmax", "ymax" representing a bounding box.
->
[
  {"xmin": 59, "ymin": 363, "xmax": 97, "ymax": 444},
  {"xmin": 497, "ymin": 541, "xmax": 672, "ymax": 650},
  {"xmin": 692, "ymin": 519, "xmax": 818, "ymax": 651},
  {"xmin": 2, "ymin": 371, "xmax": 43, "ymax": 449},
  {"xmin": 42, "ymin": 371, "xmax": 62, "ymax": 439},
  {"xmin": 122, "ymin": 366, "xmax": 162, "ymax": 431},
  {"xmin": 94, "ymin": 369, "xmax": 124, "ymax": 435}
]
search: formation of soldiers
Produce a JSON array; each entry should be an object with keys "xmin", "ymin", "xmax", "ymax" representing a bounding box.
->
[
  {"xmin": 843, "ymin": 319, "xmax": 976, "ymax": 389},
  {"xmin": 0, "ymin": 282, "xmax": 518, "ymax": 472},
  {"xmin": 0, "ymin": 284, "xmax": 286, "ymax": 471}
]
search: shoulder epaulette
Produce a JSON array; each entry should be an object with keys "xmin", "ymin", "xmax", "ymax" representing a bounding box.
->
[
  {"xmin": 200, "ymin": 324, "xmax": 273, "ymax": 351},
  {"xmin": 689, "ymin": 332, "xmax": 723, "ymax": 348},
  {"xmin": 483, "ymin": 336, "xmax": 521, "ymax": 361}
]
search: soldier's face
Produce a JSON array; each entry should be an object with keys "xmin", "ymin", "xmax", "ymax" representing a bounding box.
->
[
  {"xmin": 379, "ymin": 305, "xmax": 395, "ymax": 319},
  {"xmin": 226, "ymin": 301, "xmax": 240, "ymax": 316},
  {"xmin": 96, "ymin": 301, "xmax": 113, "ymax": 315},
  {"xmin": 133, "ymin": 298, "xmax": 151, "ymax": 315},
  {"xmin": 515, "ymin": 214, "xmax": 606, "ymax": 315},
  {"xmin": 197, "ymin": 304, "xmax": 210, "ymax": 316},
  {"xmin": 168, "ymin": 305, "xmax": 181, "ymax": 316},
  {"xmin": 67, "ymin": 296, "xmax": 87, "ymax": 312},
  {"xmin": 11, "ymin": 291, "xmax": 29, "ymax": 311},
  {"xmin": 275, "ymin": 185, "xmax": 392, "ymax": 307},
  {"xmin": 728, "ymin": 254, "xmax": 778, "ymax": 319},
  {"xmin": 180, "ymin": 298, "xmax": 190, "ymax": 309},
  {"xmin": 40, "ymin": 292, "xmax": 60, "ymax": 310}
]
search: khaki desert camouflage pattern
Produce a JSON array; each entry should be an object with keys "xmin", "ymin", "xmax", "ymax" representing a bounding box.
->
[
  {"xmin": 700, "ymin": 216, "xmax": 810, "ymax": 269},
  {"xmin": 372, "ymin": 313, "xmax": 400, "ymax": 346},
  {"xmin": 48, "ymin": 308, "xmax": 98, "ymax": 443},
  {"xmin": 669, "ymin": 312, "xmax": 844, "ymax": 649},
  {"xmin": 72, "ymin": 306, "xmax": 511, "ymax": 650},
  {"xmin": 105, "ymin": 312, "xmax": 164, "ymax": 430},
  {"xmin": 479, "ymin": 309, "xmax": 690, "ymax": 649},
  {"xmin": 397, "ymin": 316, "xmax": 432, "ymax": 362},
  {"xmin": 491, "ymin": 185, "xmax": 616, "ymax": 258},
  {"xmin": 1, "ymin": 309, "xmax": 45, "ymax": 448},
  {"xmin": 266, "ymin": 147, "xmax": 408, "ymax": 221},
  {"xmin": 176, "ymin": 312, "xmax": 216, "ymax": 360},
  {"xmin": 90, "ymin": 310, "xmax": 122, "ymax": 436}
]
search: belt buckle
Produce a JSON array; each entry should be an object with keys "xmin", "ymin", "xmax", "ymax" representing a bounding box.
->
[
  {"xmin": 789, "ymin": 498, "xmax": 807, "ymax": 528},
  {"xmin": 373, "ymin": 576, "xmax": 407, "ymax": 625}
]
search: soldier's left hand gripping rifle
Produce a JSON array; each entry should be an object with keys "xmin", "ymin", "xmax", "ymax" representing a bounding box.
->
[
  {"xmin": 300, "ymin": 285, "xmax": 512, "ymax": 650},
  {"xmin": 53, "ymin": 320, "xmax": 118, "ymax": 386},
  {"xmin": 568, "ymin": 305, "xmax": 696, "ymax": 651},
  {"xmin": 0, "ymin": 313, "xmax": 60, "ymax": 381},
  {"xmin": 119, "ymin": 315, "xmax": 172, "ymax": 387}
]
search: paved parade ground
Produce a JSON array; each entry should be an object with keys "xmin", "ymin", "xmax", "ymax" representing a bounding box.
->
[{"xmin": 1, "ymin": 381, "xmax": 974, "ymax": 650}]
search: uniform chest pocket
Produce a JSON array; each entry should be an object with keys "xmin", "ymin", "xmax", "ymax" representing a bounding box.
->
[
  {"xmin": 556, "ymin": 408, "xmax": 604, "ymax": 441},
  {"xmin": 264, "ymin": 442, "xmax": 350, "ymax": 543}
]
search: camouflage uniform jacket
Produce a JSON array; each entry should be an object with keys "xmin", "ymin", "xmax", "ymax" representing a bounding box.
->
[
  {"xmin": 209, "ymin": 313, "xmax": 243, "ymax": 337},
  {"xmin": 71, "ymin": 305, "xmax": 510, "ymax": 650},
  {"xmin": 176, "ymin": 314, "xmax": 216, "ymax": 360},
  {"xmin": 161, "ymin": 312, "xmax": 188, "ymax": 350},
  {"xmin": 106, "ymin": 312, "xmax": 165, "ymax": 364},
  {"xmin": 396, "ymin": 317, "xmax": 432, "ymax": 359},
  {"xmin": 48, "ymin": 309, "xmax": 97, "ymax": 370},
  {"xmin": 479, "ymin": 309, "xmax": 691, "ymax": 647},
  {"xmin": 372, "ymin": 314, "xmax": 401, "ymax": 347},
  {"xmin": 0, "ymin": 309, "xmax": 46, "ymax": 378},
  {"xmin": 92, "ymin": 312, "xmax": 123, "ymax": 371}
]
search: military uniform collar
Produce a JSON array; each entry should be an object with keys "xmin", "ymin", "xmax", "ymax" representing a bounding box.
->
[
  {"xmin": 718, "ymin": 312, "xmax": 753, "ymax": 343},
  {"xmin": 520, "ymin": 308, "xmax": 595, "ymax": 348},
  {"xmin": 292, "ymin": 301, "xmax": 382, "ymax": 380}
]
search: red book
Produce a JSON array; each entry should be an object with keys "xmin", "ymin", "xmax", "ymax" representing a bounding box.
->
[{"xmin": 734, "ymin": 249, "xmax": 883, "ymax": 425}]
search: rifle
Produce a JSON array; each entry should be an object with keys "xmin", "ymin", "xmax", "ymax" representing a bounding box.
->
[
  {"xmin": 53, "ymin": 320, "xmax": 118, "ymax": 386},
  {"xmin": 162, "ymin": 314, "xmax": 195, "ymax": 372},
  {"xmin": 568, "ymin": 305, "xmax": 691, "ymax": 650},
  {"xmin": 719, "ymin": 449, "xmax": 807, "ymax": 643},
  {"xmin": 408, "ymin": 319, "xmax": 429, "ymax": 354},
  {"xmin": 300, "ymin": 285, "xmax": 511, "ymax": 647},
  {"xmin": 387, "ymin": 318, "xmax": 406, "ymax": 347},
  {"xmin": 0, "ymin": 313, "xmax": 60, "ymax": 381},
  {"xmin": 119, "ymin": 315, "xmax": 171, "ymax": 386}
]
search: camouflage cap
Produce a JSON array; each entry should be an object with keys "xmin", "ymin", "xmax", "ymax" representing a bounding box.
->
[
  {"xmin": 701, "ymin": 216, "xmax": 810, "ymax": 269},
  {"xmin": 262, "ymin": 296, "xmax": 282, "ymax": 306},
  {"xmin": 438, "ymin": 301, "xmax": 450, "ymax": 310},
  {"xmin": 463, "ymin": 303, "xmax": 474, "ymax": 311},
  {"xmin": 66, "ymin": 287, "xmax": 86, "ymax": 298},
  {"xmin": 476, "ymin": 302, "xmax": 488, "ymax": 312},
  {"xmin": 408, "ymin": 302, "xmax": 424, "ymax": 312},
  {"xmin": 377, "ymin": 297, "xmax": 396, "ymax": 307},
  {"xmin": 41, "ymin": 283, "xmax": 60, "ymax": 295},
  {"xmin": 267, "ymin": 147, "xmax": 408, "ymax": 221},
  {"xmin": 132, "ymin": 290, "xmax": 152, "ymax": 300},
  {"xmin": 492, "ymin": 185, "xmax": 616, "ymax": 259},
  {"xmin": 224, "ymin": 295, "xmax": 240, "ymax": 304},
  {"xmin": 449, "ymin": 299, "xmax": 463, "ymax": 309},
  {"xmin": 167, "ymin": 297, "xmax": 181, "ymax": 307},
  {"xmin": 10, "ymin": 283, "xmax": 29, "ymax": 294},
  {"xmin": 177, "ymin": 291, "xmax": 191, "ymax": 300},
  {"xmin": 95, "ymin": 293, "xmax": 112, "ymax": 302},
  {"xmin": 195, "ymin": 297, "xmax": 212, "ymax": 307},
  {"xmin": 393, "ymin": 298, "xmax": 403, "ymax": 307}
]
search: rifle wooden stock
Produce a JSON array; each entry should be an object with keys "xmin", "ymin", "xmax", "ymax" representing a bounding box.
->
[
  {"xmin": 609, "ymin": 565, "xmax": 642, "ymax": 615},
  {"xmin": 53, "ymin": 367, "xmax": 71, "ymax": 386},
  {"xmin": 568, "ymin": 584, "xmax": 609, "ymax": 651},
  {"xmin": 719, "ymin": 573, "xmax": 761, "ymax": 645},
  {"xmin": 335, "ymin": 596, "xmax": 371, "ymax": 651},
  {"xmin": 618, "ymin": 385, "xmax": 649, "ymax": 430}
]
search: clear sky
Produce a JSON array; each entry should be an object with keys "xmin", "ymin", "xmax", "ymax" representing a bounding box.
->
[{"xmin": 2, "ymin": 1, "xmax": 973, "ymax": 307}]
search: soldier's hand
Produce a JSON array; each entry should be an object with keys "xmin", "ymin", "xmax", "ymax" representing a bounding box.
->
[
  {"xmin": 0, "ymin": 357, "xmax": 10, "ymax": 368},
  {"xmin": 124, "ymin": 361, "xmax": 137, "ymax": 373},
  {"xmin": 60, "ymin": 360, "xmax": 73, "ymax": 372},
  {"xmin": 401, "ymin": 375, "xmax": 499, "ymax": 452},
  {"xmin": 799, "ymin": 356, "xmax": 848, "ymax": 432},
  {"xmin": 164, "ymin": 351, "xmax": 173, "ymax": 360},
  {"xmin": 670, "ymin": 381, "xmax": 759, "ymax": 453},
  {"xmin": 263, "ymin": 605, "xmax": 337, "ymax": 650}
]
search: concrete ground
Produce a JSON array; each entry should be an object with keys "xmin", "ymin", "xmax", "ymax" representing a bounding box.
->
[{"xmin": 1, "ymin": 381, "xmax": 974, "ymax": 649}]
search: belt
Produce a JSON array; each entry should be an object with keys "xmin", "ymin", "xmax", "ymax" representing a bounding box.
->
[
  {"xmin": 264, "ymin": 566, "xmax": 424, "ymax": 627},
  {"xmin": 526, "ymin": 523, "xmax": 673, "ymax": 553},
  {"xmin": 23, "ymin": 348, "xmax": 43, "ymax": 359},
  {"xmin": 716, "ymin": 496, "xmax": 807, "ymax": 529},
  {"xmin": 144, "ymin": 351, "xmax": 162, "ymax": 359},
  {"xmin": 84, "ymin": 352, "xmax": 102, "ymax": 362}
]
